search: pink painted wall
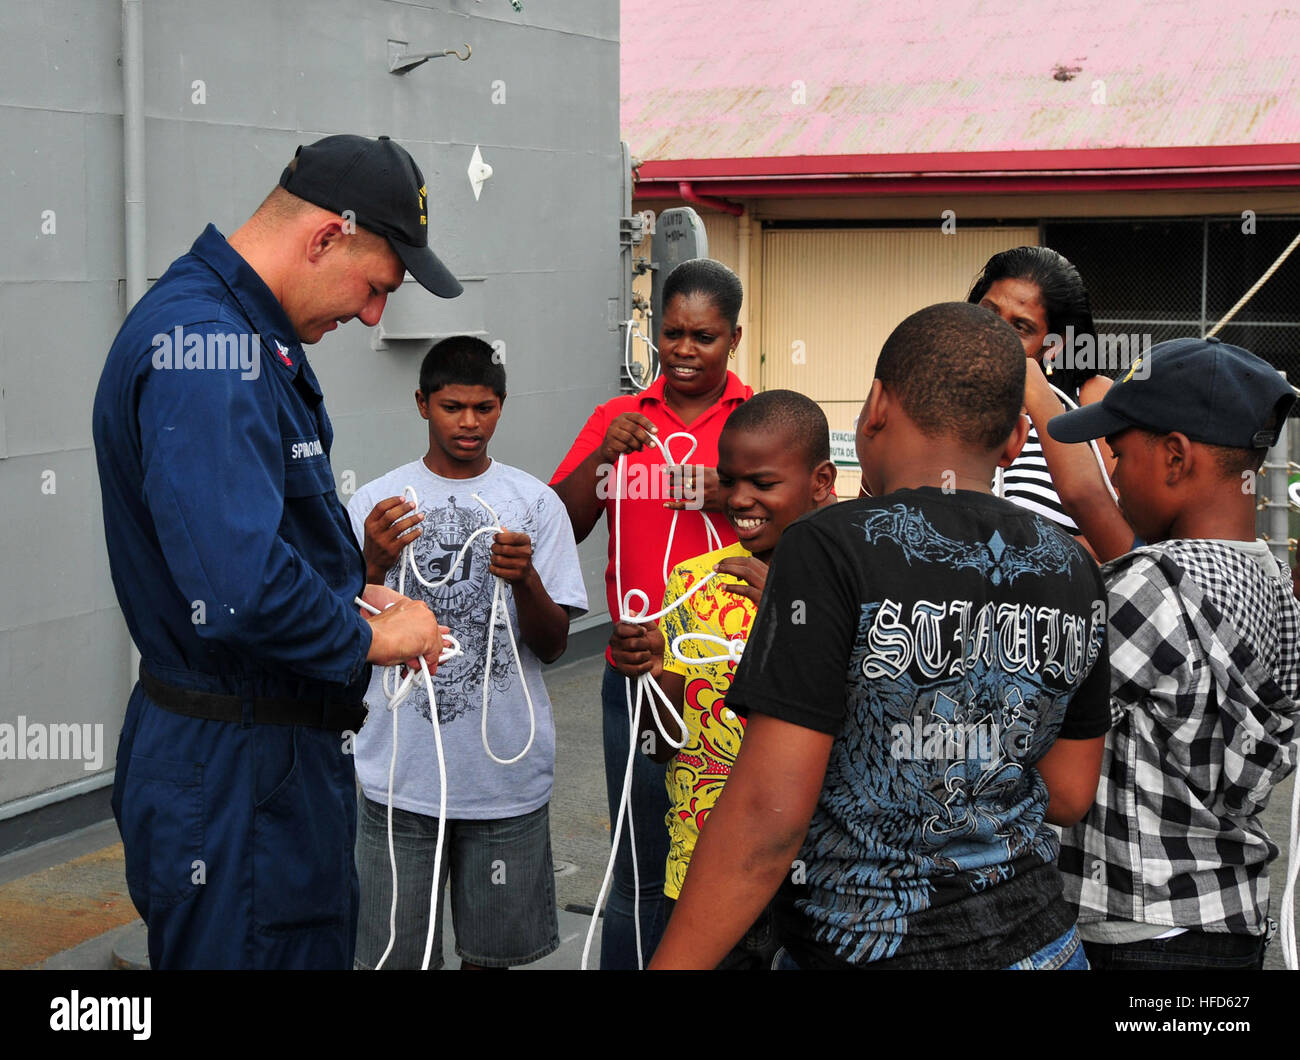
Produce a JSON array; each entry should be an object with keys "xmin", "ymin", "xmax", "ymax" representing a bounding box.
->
[{"xmin": 621, "ymin": 0, "xmax": 1300, "ymax": 161}]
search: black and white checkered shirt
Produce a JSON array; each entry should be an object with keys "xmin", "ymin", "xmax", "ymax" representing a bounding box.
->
[{"xmin": 1059, "ymin": 540, "xmax": 1300, "ymax": 935}]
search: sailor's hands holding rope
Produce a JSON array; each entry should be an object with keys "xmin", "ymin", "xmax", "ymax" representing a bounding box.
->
[{"xmin": 359, "ymin": 583, "xmax": 448, "ymax": 674}]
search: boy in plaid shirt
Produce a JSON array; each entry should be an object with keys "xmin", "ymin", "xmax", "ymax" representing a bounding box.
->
[{"xmin": 1048, "ymin": 336, "xmax": 1300, "ymax": 970}]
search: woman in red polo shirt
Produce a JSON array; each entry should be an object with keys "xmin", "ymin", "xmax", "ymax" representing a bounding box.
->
[{"xmin": 552, "ymin": 258, "xmax": 752, "ymax": 969}]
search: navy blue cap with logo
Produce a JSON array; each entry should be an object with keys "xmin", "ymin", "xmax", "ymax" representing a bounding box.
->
[
  {"xmin": 1047, "ymin": 336, "xmax": 1296, "ymax": 450},
  {"xmin": 279, "ymin": 133, "xmax": 463, "ymax": 299}
]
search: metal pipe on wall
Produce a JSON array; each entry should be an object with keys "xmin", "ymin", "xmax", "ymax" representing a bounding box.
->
[
  {"xmin": 122, "ymin": 0, "xmax": 145, "ymax": 692},
  {"xmin": 123, "ymin": 0, "xmax": 146, "ymax": 308}
]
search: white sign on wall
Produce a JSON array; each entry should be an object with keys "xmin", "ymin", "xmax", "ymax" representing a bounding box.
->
[{"xmin": 830, "ymin": 429, "xmax": 858, "ymax": 468}]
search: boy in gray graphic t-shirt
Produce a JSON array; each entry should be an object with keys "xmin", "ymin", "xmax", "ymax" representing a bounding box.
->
[{"xmin": 347, "ymin": 336, "xmax": 586, "ymax": 969}]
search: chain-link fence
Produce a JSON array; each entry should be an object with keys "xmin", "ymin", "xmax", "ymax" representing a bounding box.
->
[
  {"xmin": 1042, "ymin": 216, "xmax": 1300, "ymax": 387},
  {"xmin": 1044, "ymin": 216, "xmax": 1300, "ymax": 567}
]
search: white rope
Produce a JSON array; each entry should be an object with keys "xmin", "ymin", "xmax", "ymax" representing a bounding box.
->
[
  {"xmin": 382, "ymin": 487, "xmax": 537, "ymax": 765},
  {"xmin": 1051, "ymin": 382, "xmax": 1119, "ymax": 505},
  {"xmin": 670, "ymin": 631, "xmax": 746, "ymax": 666},
  {"xmin": 470, "ymin": 494, "xmax": 538, "ymax": 766},
  {"xmin": 622, "ymin": 312, "xmax": 658, "ymax": 391},
  {"xmin": 353, "ymin": 597, "xmax": 456, "ymax": 971},
  {"xmin": 355, "ymin": 482, "xmax": 537, "ymax": 969},
  {"xmin": 654, "ymin": 431, "xmax": 725, "ymax": 585},
  {"xmin": 1206, "ymin": 229, "xmax": 1300, "ymax": 339},
  {"xmin": 1279, "ymin": 759, "xmax": 1300, "ymax": 969},
  {"xmin": 581, "ymin": 431, "xmax": 729, "ymax": 969}
]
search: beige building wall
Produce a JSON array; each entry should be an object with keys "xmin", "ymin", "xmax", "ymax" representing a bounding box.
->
[{"xmin": 759, "ymin": 226, "xmax": 1038, "ymax": 496}]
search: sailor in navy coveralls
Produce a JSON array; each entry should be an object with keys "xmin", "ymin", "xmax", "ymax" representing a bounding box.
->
[{"xmin": 92, "ymin": 135, "xmax": 459, "ymax": 968}]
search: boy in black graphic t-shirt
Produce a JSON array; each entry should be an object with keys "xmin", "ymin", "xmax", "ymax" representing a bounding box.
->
[{"xmin": 650, "ymin": 302, "xmax": 1112, "ymax": 970}]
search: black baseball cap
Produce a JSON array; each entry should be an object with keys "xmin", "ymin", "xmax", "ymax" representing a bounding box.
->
[
  {"xmin": 279, "ymin": 134, "xmax": 462, "ymax": 298},
  {"xmin": 1048, "ymin": 336, "xmax": 1295, "ymax": 449}
]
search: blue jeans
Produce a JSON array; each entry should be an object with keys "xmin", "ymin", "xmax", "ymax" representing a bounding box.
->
[
  {"xmin": 1082, "ymin": 930, "xmax": 1266, "ymax": 971},
  {"xmin": 600, "ymin": 663, "xmax": 670, "ymax": 969},
  {"xmin": 1004, "ymin": 925, "xmax": 1089, "ymax": 970}
]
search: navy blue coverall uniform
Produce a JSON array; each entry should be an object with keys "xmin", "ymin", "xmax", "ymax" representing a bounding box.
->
[{"xmin": 92, "ymin": 225, "xmax": 373, "ymax": 969}]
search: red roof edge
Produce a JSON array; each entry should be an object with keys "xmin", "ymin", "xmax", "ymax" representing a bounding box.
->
[
  {"xmin": 636, "ymin": 144, "xmax": 1300, "ymax": 178},
  {"xmin": 636, "ymin": 170, "xmax": 1300, "ymax": 198},
  {"xmin": 632, "ymin": 144, "xmax": 1300, "ymax": 199}
]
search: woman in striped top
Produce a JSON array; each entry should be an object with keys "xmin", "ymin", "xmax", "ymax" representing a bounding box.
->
[{"xmin": 968, "ymin": 247, "xmax": 1114, "ymax": 551}]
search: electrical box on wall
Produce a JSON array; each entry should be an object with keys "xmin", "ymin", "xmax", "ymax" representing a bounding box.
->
[
  {"xmin": 650, "ymin": 207, "xmax": 708, "ymax": 346},
  {"xmin": 371, "ymin": 275, "xmax": 487, "ymax": 348}
]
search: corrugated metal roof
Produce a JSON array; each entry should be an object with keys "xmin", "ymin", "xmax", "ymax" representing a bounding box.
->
[{"xmin": 621, "ymin": 0, "xmax": 1300, "ymax": 164}]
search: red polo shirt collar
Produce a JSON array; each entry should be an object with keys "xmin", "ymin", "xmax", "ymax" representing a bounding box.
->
[{"xmin": 633, "ymin": 371, "xmax": 750, "ymax": 425}]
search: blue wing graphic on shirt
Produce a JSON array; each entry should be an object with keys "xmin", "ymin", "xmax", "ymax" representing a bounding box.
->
[
  {"xmin": 800, "ymin": 602, "xmax": 1065, "ymax": 964},
  {"xmin": 858, "ymin": 504, "xmax": 1073, "ymax": 586}
]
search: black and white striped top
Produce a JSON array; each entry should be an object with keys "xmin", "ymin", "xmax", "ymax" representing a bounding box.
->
[{"xmin": 1001, "ymin": 421, "xmax": 1080, "ymax": 534}]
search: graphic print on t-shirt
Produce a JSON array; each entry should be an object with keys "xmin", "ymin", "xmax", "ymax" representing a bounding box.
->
[
  {"xmin": 804, "ymin": 504, "xmax": 1102, "ymax": 965},
  {"xmin": 348, "ymin": 459, "xmax": 587, "ymax": 819},
  {"xmin": 659, "ymin": 543, "xmax": 755, "ymax": 900},
  {"xmin": 860, "ymin": 502, "xmax": 1075, "ymax": 585},
  {"xmin": 388, "ymin": 494, "xmax": 530, "ymax": 725}
]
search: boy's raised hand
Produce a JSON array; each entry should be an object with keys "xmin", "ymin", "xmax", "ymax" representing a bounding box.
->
[
  {"xmin": 714, "ymin": 556, "xmax": 769, "ymax": 604},
  {"xmin": 609, "ymin": 621, "xmax": 664, "ymax": 678},
  {"xmin": 599, "ymin": 411, "xmax": 658, "ymax": 463},
  {"xmin": 489, "ymin": 529, "xmax": 535, "ymax": 583},
  {"xmin": 363, "ymin": 496, "xmax": 423, "ymax": 584}
]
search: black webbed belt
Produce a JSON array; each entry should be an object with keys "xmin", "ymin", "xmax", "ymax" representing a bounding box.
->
[{"xmin": 139, "ymin": 663, "xmax": 366, "ymax": 733}]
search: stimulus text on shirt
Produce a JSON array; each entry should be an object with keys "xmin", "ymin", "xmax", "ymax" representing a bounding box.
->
[{"xmin": 863, "ymin": 598, "xmax": 1104, "ymax": 683}]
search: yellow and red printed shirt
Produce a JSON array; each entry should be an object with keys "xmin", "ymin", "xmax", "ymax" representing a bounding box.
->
[{"xmin": 659, "ymin": 542, "xmax": 755, "ymax": 900}]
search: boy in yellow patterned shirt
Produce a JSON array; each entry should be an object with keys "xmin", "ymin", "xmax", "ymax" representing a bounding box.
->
[{"xmin": 610, "ymin": 390, "xmax": 835, "ymax": 968}]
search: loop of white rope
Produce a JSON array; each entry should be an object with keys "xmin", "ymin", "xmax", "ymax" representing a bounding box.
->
[
  {"xmin": 356, "ymin": 483, "xmax": 537, "ymax": 969},
  {"xmin": 582, "ymin": 435, "xmax": 734, "ymax": 970},
  {"xmin": 670, "ymin": 631, "xmax": 746, "ymax": 666}
]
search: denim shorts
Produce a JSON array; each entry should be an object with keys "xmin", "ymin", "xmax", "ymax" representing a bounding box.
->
[{"xmin": 353, "ymin": 795, "xmax": 559, "ymax": 969}]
